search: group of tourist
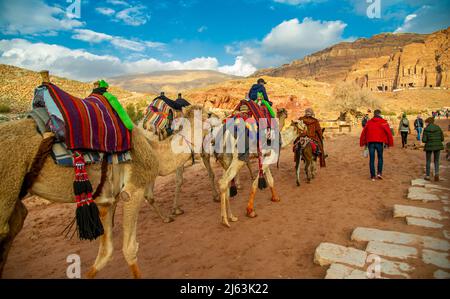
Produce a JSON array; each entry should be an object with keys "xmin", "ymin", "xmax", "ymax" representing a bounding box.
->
[{"xmin": 360, "ymin": 110, "xmax": 445, "ymax": 182}]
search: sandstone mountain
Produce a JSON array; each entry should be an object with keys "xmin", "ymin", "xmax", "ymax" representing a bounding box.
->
[
  {"xmin": 253, "ymin": 27, "xmax": 450, "ymax": 91},
  {"xmin": 107, "ymin": 70, "xmax": 240, "ymax": 94}
]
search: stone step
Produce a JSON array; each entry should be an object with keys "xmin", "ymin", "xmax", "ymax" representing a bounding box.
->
[
  {"xmin": 407, "ymin": 187, "xmax": 440, "ymax": 202},
  {"xmin": 366, "ymin": 241, "xmax": 418, "ymax": 260},
  {"xmin": 434, "ymin": 270, "xmax": 450, "ymax": 279},
  {"xmin": 325, "ymin": 263, "xmax": 368, "ymax": 279},
  {"xmin": 378, "ymin": 258, "xmax": 413, "ymax": 278},
  {"xmin": 422, "ymin": 249, "xmax": 450, "ymax": 269},
  {"xmin": 314, "ymin": 242, "xmax": 367, "ymax": 268},
  {"xmin": 406, "ymin": 217, "xmax": 444, "ymax": 229},
  {"xmin": 351, "ymin": 227, "xmax": 450, "ymax": 252},
  {"xmin": 393, "ymin": 204, "xmax": 447, "ymax": 220}
]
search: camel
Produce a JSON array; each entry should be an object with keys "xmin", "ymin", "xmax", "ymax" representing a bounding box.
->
[
  {"xmin": 140, "ymin": 107, "xmax": 255, "ymax": 215},
  {"xmin": 201, "ymin": 108, "xmax": 288, "ymax": 203},
  {"xmin": 0, "ymin": 117, "xmax": 155, "ymax": 278},
  {"xmin": 0, "ymin": 71, "xmax": 208, "ymax": 278},
  {"xmin": 208, "ymin": 110, "xmax": 305, "ymax": 227},
  {"xmin": 139, "ymin": 105, "xmax": 214, "ymax": 219}
]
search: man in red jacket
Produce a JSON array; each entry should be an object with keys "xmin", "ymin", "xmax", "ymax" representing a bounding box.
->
[{"xmin": 360, "ymin": 109, "xmax": 394, "ymax": 181}]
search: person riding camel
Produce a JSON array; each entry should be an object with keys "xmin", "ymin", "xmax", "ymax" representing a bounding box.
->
[
  {"xmin": 92, "ymin": 79, "xmax": 134, "ymax": 131},
  {"xmin": 248, "ymin": 78, "xmax": 276, "ymax": 118},
  {"xmin": 298, "ymin": 108, "xmax": 326, "ymax": 167}
]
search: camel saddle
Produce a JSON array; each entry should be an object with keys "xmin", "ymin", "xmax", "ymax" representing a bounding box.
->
[{"xmin": 32, "ymin": 83, "xmax": 132, "ymax": 153}]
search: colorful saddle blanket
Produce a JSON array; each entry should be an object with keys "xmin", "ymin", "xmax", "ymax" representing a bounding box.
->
[
  {"xmin": 142, "ymin": 98, "xmax": 178, "ymax": 132},
  {"xmin": 38, "ymin": 83, "xmax": 131, "ymax": 153},
  {"xmin": 230, "ymin": 100, "xmax": 272, "ymax": 129}
]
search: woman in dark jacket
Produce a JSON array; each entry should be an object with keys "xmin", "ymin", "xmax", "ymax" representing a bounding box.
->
[{"xmin": 422, "ymin": 117, "xmax": 444, "ymax": 181}]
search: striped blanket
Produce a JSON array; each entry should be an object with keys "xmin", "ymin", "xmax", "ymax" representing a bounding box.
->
[
  {"xmin": 142, "ymin": 99, "xmax": 174, "ymax": 132},
  {"xmin": 230, "ymin": 100, "xmax": 272, "ymax": 129},
  {"xmin": 44, "ymin": 83, "xmax": 131, "ymax": 153}
]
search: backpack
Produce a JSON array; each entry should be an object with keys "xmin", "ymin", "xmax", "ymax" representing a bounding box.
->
[
  {"xmin": 248, "ymin": 85, "xmax": 259, "ymax": 101},
  {"xmin": 402, "ymin": 118, "xmax": 409, "ymax": 127}
]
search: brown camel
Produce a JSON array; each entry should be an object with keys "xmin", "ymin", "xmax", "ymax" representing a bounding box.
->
[
  {"xmin": 201, "ymin": 108, "xmax": 288, "ymax": 203},
  {"xmin": 211, "ymin": 113, "xmax": 305, "ymax": 227}
]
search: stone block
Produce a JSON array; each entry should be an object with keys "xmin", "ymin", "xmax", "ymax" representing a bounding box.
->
[
  {"xmin": 422, "ymin": 249, "xmax": 450, "ymax": 269},
  {"xmin": 314, "ymin": 242, "xmax": 367, "ymax": 268},
  {"xmin": 434, "ymin": 270, "xmax": 450, "ymax": 279},
  {"xmin": 406, "ymin": 217, "xmax": 444, "ymax": 229},
  {"xmin": 366, "ymin": 241, "xmax": 418, "ymax": 260},
  {"xmin": 393, "ymin": 204, "xmax": 447, "ymax": 220},
  {"xmin": 407, "ymin": 187, "xmax": 440, "ymax": 202}
]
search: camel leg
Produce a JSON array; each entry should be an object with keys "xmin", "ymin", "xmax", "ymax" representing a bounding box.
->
[
  {"xmin": 218, "ymin": 159, "xmax": 245, "ymax": 227},
  {"xmin": 122, "ymin": 190, "xmax": 145, "ymax": 279},
  {"xmin": 225, "ymin": 187, "xmax": 238, "ymax": 223},
  {"xmin": 0, "ymin": 200, "xmax": 27, "ymax": 278},
  {"xmin": 311, "ymin": 158, "xmax": 317, "ymax": 179},
  {"xmin": 144, "ymin": 182, "xmax": 174, "ymax": 224},
  {"xmin": 201, "ymin": 153, "xmax": 219, "ymax": 202},
  {"xmin": 86, "ymin": 203, "xmax": 115, "ymax": 279},
  {"xmin": 172, "ymin": 166, "xmax": 185, "ymax": 216},
  {"xmin": 247, "ymin": 162, "xmax": 255, "ymax": 180},
  {"xmin": 247, "ymin": 175, "xmax": 258, "ymax": 218},
  {"xmin": 295, "ymin": 150, "xmax": 302, "ymax": 187},
  {"xmin": 265, "ymin": 166, "xmax": 280, "ymax": 202}
]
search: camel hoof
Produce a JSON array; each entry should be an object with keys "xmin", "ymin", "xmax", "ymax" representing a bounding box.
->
[
  {"xmin": 213, "ymin": 196, "xmax": 220, "ymax": 203},
  {"xmin": 86, "ymin": 267, "xmax": 98, "ymax": 279},
  {"xmin": 163, "ymin": 216, "xmax": 175, "ymax": 223},
  {"xmin": 229, "ymin": 215, "xmax": 238, "ymax": 222},
  {"xmin": 246, "ymin": 210, "xmax": 257, "ymax": 218},
  {"xmin": 130, "ymin": 263, "xmax": 142, "ymax": 279},
  {"xmin": 221, "ymin": 217, "xmax": 231, "ymax": 228},
  {"xmin": 296, "ymin": 181, "xmax": 300, "ymax": 187},
  {"xmin": 172, "ymin": 208, "xmax": 184, "ymax": 216},
  {"xmin": 271, "ymin": 197, "xmax": 281, "ymax": 202}
]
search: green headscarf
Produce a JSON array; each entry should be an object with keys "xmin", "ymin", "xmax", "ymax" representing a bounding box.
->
[{"xmin": 98, "ymin": 80, "xmax": 109, "ymax": 89}]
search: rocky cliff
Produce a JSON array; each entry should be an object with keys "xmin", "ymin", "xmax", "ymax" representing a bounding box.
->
[{"xmin": 254, "ymin": 28, "xmax": 450, "ymax": 91}]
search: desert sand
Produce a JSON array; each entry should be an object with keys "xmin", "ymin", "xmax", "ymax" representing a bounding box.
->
[{"xmin": 3, "ymin": 120, "xmax": 449, "ymax": 279}]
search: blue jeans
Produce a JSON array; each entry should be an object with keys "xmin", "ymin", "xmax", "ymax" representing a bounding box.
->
[
  {"xmin": 426, "ymin": 150, "xmax": 440, "ymax": 177},
  {"xmin": 368, "ymin": 142, "xmax": 384, "ymax": 178},
  {"xmin": 416, "ymin": 127, "xmax": 423, "ymax": 141}
]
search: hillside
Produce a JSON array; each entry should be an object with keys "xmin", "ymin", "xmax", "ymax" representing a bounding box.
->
[
  {"xmin": 107, "ymin": 70, "xmax": 240, "ymax": 94},
  {"xmin": 0, "ymin": 64, "xmax": 148, "ymax": 113},
  {"xmin": 254, "ymin": 27, "xmax": 450, "ymax": 90}
]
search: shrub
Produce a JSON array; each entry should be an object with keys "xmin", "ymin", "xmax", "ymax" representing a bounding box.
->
[
  {"xmin": 0, "ymin": 103, "xmax": 11, "ymax": 113},
  {"xmin": 333, "ymin": 82, "xmax": 380, "ymax": 113},
  {"xmin": 126, "ymin": 103, "xmax": 144, "ymax": 124}
]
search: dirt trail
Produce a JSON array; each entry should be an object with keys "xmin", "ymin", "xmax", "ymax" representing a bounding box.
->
[{"xmin": 3, "ymin": 120, "xmax": 449, "ymax": 278}]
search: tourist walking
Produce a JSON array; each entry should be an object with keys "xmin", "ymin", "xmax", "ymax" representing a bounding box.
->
[
  {"xmin": 360, "ymin": 109, "xmax": 394, "ymax": 181},
  {"xmin": 422, "ymin": 117, "xmax": 444, "ymax": 181},
  {"xmin": 398, "ymin": 112, "xmax": 411, "ymax": 148},
  {"xmin": 414, "ymin": 114, "xmax": 424, "ymax": 144}
]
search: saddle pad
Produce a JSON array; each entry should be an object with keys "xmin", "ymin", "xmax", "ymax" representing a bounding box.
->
[
  {"xmin": 44, "ymin": 83, "xmax": 132, "ymax": 153},
  {"xmin": 143, "ymin": 112, "xmax": 169, "ymax": 131},
  {"xmin": 51, "ymin": 141, "xmax": 132, "ymax": 166},
  {"xmin": 232, "ymin": 100, "xmax": 272, "ymax": 128}
]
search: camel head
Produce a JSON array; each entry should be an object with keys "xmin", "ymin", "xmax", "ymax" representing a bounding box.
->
[
  {"xmin": 277, "ymin": 108, "xmax": 288, "ymax": 129},
  {"xmin": 290, "ymin": 119, "xmax": 307, "ymax": 135}
]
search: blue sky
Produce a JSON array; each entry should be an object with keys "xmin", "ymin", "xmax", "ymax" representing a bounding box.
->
[{"xmin": 0, "ymin": 0, "xmax": 449, "ymax": 81}]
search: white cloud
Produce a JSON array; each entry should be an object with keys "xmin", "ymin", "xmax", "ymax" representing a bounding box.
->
[
  {"xmin": 218, "ymin": 56, "xmax": 257, "ymax": 77},
  {"xmin": 0, "ymin": 0, "xmax": 84, "ymax": 35},
  {"xmin": 71, "ymin": 29, "xmax": 165, "ymax": 52},
  {"xmin": 0, "ymin": 39, "xmax": 250, "ymax": 80},
  {"xmin": 198, "ymin": 26, "xmax": 208, "ymax": 33},
  {"xmin": 394, "ymin": 5, "xmax": 450, "ymax": 33},
  {"xmin": 106, "ymin": 0, "xmax": 130, "ymax": 6},
  {"xmin": 225, "ymin": 17, "xmax": 349, "ymax": 71},
  {"xmin": 96, "ymin": 7, "xmax": 116, "ymax": 16},
  {"xmin": 115, "ymin": 6, "xmax": 150, "ymax": 26}
]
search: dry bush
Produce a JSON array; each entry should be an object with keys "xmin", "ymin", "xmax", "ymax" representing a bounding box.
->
[{"xmin": 333, "ymin": 82, "xmax": 380, "ymax": 113}]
